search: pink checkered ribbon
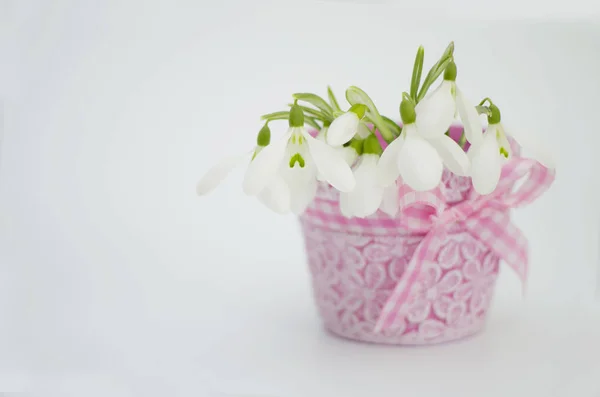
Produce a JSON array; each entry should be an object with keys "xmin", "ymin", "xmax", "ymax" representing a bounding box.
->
[{"xmin": 374, "ymin": 157, "xmax": 556, "ymax": 333}]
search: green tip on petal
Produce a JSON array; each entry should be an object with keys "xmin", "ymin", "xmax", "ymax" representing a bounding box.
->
[
  {"xmin": 349, "ymin": 104, "xmax": 367, "ymax": 119},
  {"xmin": 289, "ymin": 105, "xmax": 305, "ymax": 127},
  {"xmin": 289, "ymin": 153, "xmax": 305, "ymax": 168},
  {"xmin": 400, "ymin": 99, "xmax": 416, "ymax": 125},
  {"xmin": 256, "ymin": 124, "xmax": 271, "ymax": 147},
  {"xmin": 345, "ymin": 138, "xmax": 364, "ymax": 155},
  {"xmin": 362, "ymin": 134, "xmax": 383, "ymax": 155},
  {"xmin": 443, "ymin": 60, "xmax": 457, "ymax": 81},
  {"xmin": 487, "ymin": 104, "xmax": 501, "ymax": 124}
]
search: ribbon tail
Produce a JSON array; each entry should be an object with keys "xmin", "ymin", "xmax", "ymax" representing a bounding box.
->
[
  {"xmin": 374, "ymin": 232, "xmax": 439, "ymax": 333},
  {"xmin": 465, "ymin": 214, "xmax": 529, "ymax": 294}
]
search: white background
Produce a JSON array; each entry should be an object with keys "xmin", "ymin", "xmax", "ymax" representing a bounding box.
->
[{"xmin": 2, "ymin": 1, "xmax": 600, "ymax": 395}]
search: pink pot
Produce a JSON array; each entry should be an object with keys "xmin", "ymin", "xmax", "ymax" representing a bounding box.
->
[
  {"xmin": 298, "ymin": 126, "xmax": 509, "ymax": 345},
  {"xmin": 299, "ymin": 171, "xmax": 499, "ymax": 345}
]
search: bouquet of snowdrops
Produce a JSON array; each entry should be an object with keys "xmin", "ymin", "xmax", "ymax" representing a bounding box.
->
[{"xmin": 197, "ymin": 42, "xmax": 551, "ymax": 217}]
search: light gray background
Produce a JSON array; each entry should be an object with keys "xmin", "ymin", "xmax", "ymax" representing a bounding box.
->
[{"xmin": 2, "ymin": 1, "xmax": 600, "ymax": 395}]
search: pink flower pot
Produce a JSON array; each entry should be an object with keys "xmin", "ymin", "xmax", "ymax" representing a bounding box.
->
[
  {"xmin": 298, "ymin": 126, "xmax": 515, "ymax": 346},
  {"xmin": 299, "ymin": 170, "xmax": 499, "ymax": 345}
]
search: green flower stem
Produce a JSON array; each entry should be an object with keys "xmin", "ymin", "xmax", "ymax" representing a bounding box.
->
[
  {"xmin": 364, "ymin": 115, "xmax": 394, "ymax": 143},
  {"xmin": 287, "ymin": 103, "xmax": 332, "ymax": 122},
  {"xmin": 261, "ymin": 109, "xmax": 322, "ymax": 130},
  {"xmin": 478, "ymin": 97, "xmax": 494, "ymax": 106},
  {"xmin": 327, "ymin": 86, "xmax": 341, "ymax": 112},
  {"xmin": 475, "ymin": 105, "xmax": 492, "ymax": 116},
  {"xmin": 416, "ymin": 56, "xmax": 453, "ymax": 102},
  {"xmin": 402, "ymin": 92, "xmax": 415, "ymax": 106},
  {"xmin": 292, "ymin": 93, "xmax": 333, "ymax": 118},
  {"xmin": 380, "ymin": 115, "xmax": 402, "ymax": 137},
  {"xmin": 305, "ymin": 117, "xmax": 321, "ymax": 130},
  {"xmin": 458, "ymin": 130, "xmax": 467, "ymax": 149},
  {"xmin": 416, "ymin": 42, "xmax": 454, "ymax": 103},
  {"xmin": 410, "ymin": 46, "xmax": 424, "ymax": 101},
  {"xmin": 260, "ymin": 110, "xmax": 290, "ymax": 121}
]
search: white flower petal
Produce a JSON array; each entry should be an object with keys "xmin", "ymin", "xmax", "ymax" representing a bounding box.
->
[
  {"xmin": 303, "ymin": 130, "xmax": 356, "ymax": 192},
  {"xmin": 339, "ymin": 192, "xmax": 354, "ymax": 218},
  {"xmin": 243, "ymin": 130, "xmax": 291, "ymax": 196},
  {"xmin": 455, "ymin": 87, "xmax": 483, "ymax": 146},
  {"xmin": 197, "ymin": 151, "xmax": 251, "ymax": 195},
  {"xmin": 470, "ymin": 132, "xmax": 503, "ymax": 195},
  {"xmin": 257, "ymin": 175, "xmax": 290, "ymax": 214},
  {"xmin": 428, "ymin": 134, "xmax": 470, "ymax": 176},
  {"xmin": 377, "ymin": 133, "xmax": 406, "ymax": 187},
  {"xmin": 279, "ymin": 143, "xmax": 318, "ymax": 214},
  {"xmin": 495, "ymin": 124, "xmax": 512, "ymax": 160},
  {"xmin": 353, "ymin": 188, "xmax": 384, "ymax": 217},
  {"xmin": 349, "ymin": 155, "xmax": 384, "ymax": 217},
  {"xmin": 327, "ymin": 112, "xmax": 360, "ymax": 146},
  {"xmin": 316, "ymin": 127, "xmax": 328, "ymax": 142},
  {"xmin": 290, "ymin": 177, "xmax": 318, "ymax": 215},
  {"xmin": 380, "ymin": 183, "xmax": 399, "ymax": 217},
  {"xmin": 397, "ymin": 134, "xmax": 444, "ymax": 191},
  {"xmin": 415, "ymin": 80, "xmax": 456, "ymax": 139},
  {"xmin": 356, "ymin": 122, "xmax": 371, "ymax": 139},
  {"xmin": 338, "ymin": 146, "xmax": 359, "ymax": 167},
  {"xmin": 504, "ymin": 125, "xmax": 555, "ymax": 169}
]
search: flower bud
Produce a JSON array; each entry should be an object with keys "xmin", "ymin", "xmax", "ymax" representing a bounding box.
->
[
  {"xmin": 349, "ymin": 104, "xmax": 367, "ymax": 119},
  {"xmin": 289, "ymin": 104, "xmax": 305, "ymax": 127},
  {"xmin": 443, "ymin": 60, "xmax": 457, "ymax": 81},
  {"xmin": 256, "ymin": 124, "xmax": 271, "ymax": 147},
  {"xmin": 487, "ymin": 104, "xmax": 501, "ymax": 124},
  {"xmin": 362, "ymin": 134, "xmax": 383, "ymax": 156},
  {"xmin": 400, "ymin": 99, "xmax": 416, "ymax": 125}
]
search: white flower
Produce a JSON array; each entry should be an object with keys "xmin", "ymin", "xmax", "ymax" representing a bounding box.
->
[
  {"xmin": 196, "ymin": 147, "xmax": 290, "ymax": 214},
  {"xmin": 327, "ymin": 112, "xmax": 360, "ymax": 146},
  {"xmin": 339, "ymin": 153, "xmax": 399, "ymax": 218},
  {"xmin": 467, "ymin": 102, "xmax": 555, "ymax": 195},
  {"xmin": 415, "ymin": 61, "xmax": 482, "ymax": 143},
  {"xmin": 243, "ymin": 125, "xmax": 356, "ymax": 215},
  {"xmin": 326, "ymin": 104, "xmax": 367, "ymax": 146},
  {"xmin": 316, "ymin": 127, "xmax": 359, "ymax": 169},
  {"xmin": 468, "ymin": 120, "xmax": 554, "ymax": 195},
  {"xmin": 377, "ymin": 99, "xmax": 470, "ymax": 192}
]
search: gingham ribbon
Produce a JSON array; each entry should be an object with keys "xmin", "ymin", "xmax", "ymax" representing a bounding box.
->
[{"xmin": 374, "ymin": 157, "xmax": 556, "ymax": 333}]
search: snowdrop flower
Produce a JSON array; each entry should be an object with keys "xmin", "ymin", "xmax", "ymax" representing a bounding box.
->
[
  {"xmin": 326, "ymin": 104, "xmax": 368, "ymax": 146},
  {"xmin": 378, "ymin": 98, "xmax": 470, "ymax": 191},
  {"xmin": 339, "ymin": 135, "xmax": 399, "ymax": 218},
  {"xmin": 243, "ymin": 104, "xmax": 356, "ymax": 214},
  {"xmin": 196, "ymin": 124, "xmax": 291, "ymax": 214},
  {"xmin": 468, "ymin": 104, "xmax": 554, "ymax": 195},
  {"xmin": 415, "ymin": 61, "xmax": 483, "ymax": 144},
  {"xmin": 316, "ymin": 126, "xmax": 360, "ymax": 168}
]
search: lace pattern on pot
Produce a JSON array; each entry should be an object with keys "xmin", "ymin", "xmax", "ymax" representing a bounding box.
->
[{"xmin": 299, "ymin": 171, "xmax": 500, "ymax": 345}]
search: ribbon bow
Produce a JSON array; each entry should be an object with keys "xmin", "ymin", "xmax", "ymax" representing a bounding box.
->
[{"xmin": 374, "ymin": 157, "xmax": 556, "ymax": 333}]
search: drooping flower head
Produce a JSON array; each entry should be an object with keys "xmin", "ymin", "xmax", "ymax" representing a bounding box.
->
[
  {"xmin": 378, "ymin": 97, "xmax": 470, "ymax": 192},
  {"xmin": 468, "ymin": 102, "xmax": 554, "ymax": 195},
  {"xmin": 196, "ymin": 42, "xmax": 555, "ymax": 218},
  {"xmin": 340, "ymin": 134, "xmax": 399, "ymax": 218},
  {"xmin": 196, "ymin": 123, "xmax": 291, "ymax": 213},
  {"xmin": 243, "ymin": 104, "xmax": 356, "ymax": 214}
]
